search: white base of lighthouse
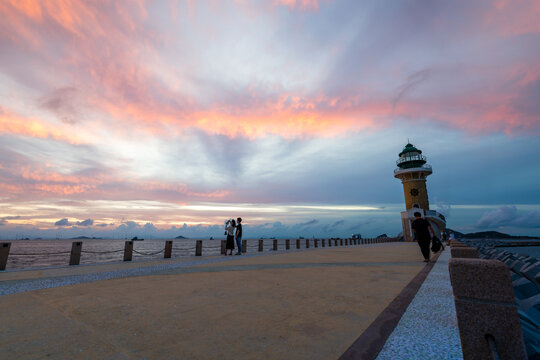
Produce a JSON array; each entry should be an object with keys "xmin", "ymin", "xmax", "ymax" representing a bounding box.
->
[{"xmin": 400, "ymin": 209, "xmax": 446, "ymax": 242}]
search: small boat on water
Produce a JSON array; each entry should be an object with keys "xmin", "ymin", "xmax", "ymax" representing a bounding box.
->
[{"xmin": 131, "ymin": 236, "xmax": 144, "ymax": 241}]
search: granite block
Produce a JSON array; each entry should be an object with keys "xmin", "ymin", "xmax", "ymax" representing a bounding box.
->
[
  {"xmin": 454, "ymin": 299, "xmax": 527, "ymax": 360},
  {"xmin": 451, "ymin": 247, "xmax": 479, "ymax": 259},
  {"xmin": 449, "ymin": 258, "xmax": 515, "ymax": 303}
]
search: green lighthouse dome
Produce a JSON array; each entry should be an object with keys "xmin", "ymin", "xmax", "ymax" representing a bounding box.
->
[
  {"xmin": 396, "ymin": 143, "xmax": 427, "ymax": 169},
  {"xmin": 398, "ymin": 143, "xmax": 422, "ymax": 157}
]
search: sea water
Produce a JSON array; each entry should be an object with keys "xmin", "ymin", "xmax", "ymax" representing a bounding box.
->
[{"xmin": 1, "ymin": 238, "xmax": 295, "ymax": 270}]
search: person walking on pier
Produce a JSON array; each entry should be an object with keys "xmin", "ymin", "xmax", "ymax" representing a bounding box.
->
[
  {"xmin": 411, "ymin": 212, "xmax": 434, "ymax": 262},
  {"xmin": 225, "ymin": 219, "xmax": 236, "ymax": 256},
  {"xmin": 235, "ymin": 217, "xmax": 243, "ymax": 255}
]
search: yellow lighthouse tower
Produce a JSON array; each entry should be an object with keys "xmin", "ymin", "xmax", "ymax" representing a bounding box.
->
[{"xmin": 394, "ymin": 143, "xmax": 446, "ymax": 241}]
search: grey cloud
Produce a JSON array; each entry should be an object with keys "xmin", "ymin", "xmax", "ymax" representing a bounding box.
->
[
  {"xmin": 322, "ymin": 220, "xmax": 345, "ymax": 232},
  {"xmin": 53, "ymin": 218, "xmax": 94, "ymax": 227},
  {"xmin": 298, "ymin": 219, "xmax": 319, "ymax": 227},
  {"xmin": 55, "ymin": 218, "xmax": 71, "ymax": 226},
  {"xmin": 38, "ymin": 87, "xmax": 80, "ymax": 124},
  {"xmin": 0, "ymin": 216, "xmax": 21, "ymax": 226},
  {"xmin": 392, "ymin": 69, "xmax": 431, "ymax": 113},
  {"xmin": 118, "ymin": 221, "xmax": 139, "ymax": 230},
  {"xmin": 477, "ymin": 206, "xmax": 540, "ymax": 229},
  {"xmin": 331, "ymin": 220, "xmax": 345, "ymax": 228},
  {"xmin": 77, "ymin": 219, "xmax": 94, "ymax": 226},
  {"xmin": 144, "ymin": 222, "xmax": 157, "ymax": 231}
]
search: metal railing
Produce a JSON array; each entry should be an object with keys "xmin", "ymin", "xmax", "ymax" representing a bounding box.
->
[{"xmin": 396, "ymin": 154, "xmax": 426, "ymax": 166}]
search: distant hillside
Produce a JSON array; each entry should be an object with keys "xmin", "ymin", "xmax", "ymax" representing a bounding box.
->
[
  {"xmin": 463, "ymin": 231, "xmax": 512, "ymax": 239},
  {"xmin": 175, "ymin": 235, "xmax": 188, "ymax": 239},
  {"xmin": 447, "ymin": 228, "xmax": 539, "ymax": 240}
]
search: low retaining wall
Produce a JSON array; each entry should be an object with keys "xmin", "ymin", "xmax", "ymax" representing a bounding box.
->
[{"xmin": 455, "ymin": 239, "xmax": 540, "ymax": 358}]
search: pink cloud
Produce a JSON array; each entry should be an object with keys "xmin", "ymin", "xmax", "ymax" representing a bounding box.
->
[
  {"xmin": 485, "ymin": 0, "xmax": 540, "ymax": 36},
  {"xmin": 1, "ymin": 0, "xmax": 539, "ymax": 143},
  {"xmin": 273, "ymin": 0, "xmax": 324, "ymax": 11},
  {"xmin": 0, "ymin": 153, "xmax": 228, "ymax": 203}
]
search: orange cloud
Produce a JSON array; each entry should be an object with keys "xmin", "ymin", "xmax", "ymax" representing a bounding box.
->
[{"xmin": 0, "ymin": 108, "xmax": 85, "ymax": 144}]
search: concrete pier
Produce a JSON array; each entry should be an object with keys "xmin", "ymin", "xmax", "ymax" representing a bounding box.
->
[{"xmin": 1, "ymin": 243, "xmax": 428, "ymax": 359}]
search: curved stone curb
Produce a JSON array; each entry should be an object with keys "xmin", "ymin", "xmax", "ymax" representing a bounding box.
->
[{"xmin": 339, "ymin": 251, "xmax": 443, "ymax": 360}]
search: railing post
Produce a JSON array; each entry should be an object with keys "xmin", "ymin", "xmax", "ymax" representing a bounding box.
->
[
  {"xmin": 322, "ymin": 239, "xmax": 326, "ymax": 247},
  {"xmin": 242, "ymin": 239, "xmax": 247, "ymax": 253},
  {"xmin": 306, "ymin": 239, "xmax": 310, "ymax": 248},
  {"xmin": 328, "ymin": 238, "xmax": 331, "ymax": 247},
  {"xmin": 334, "ymin": 239, "xmax": 338, "ymax": 246},
  {"xmin": 221, "ymin": 240, "xmax": 226, "ymax": 254},
  {"xmin": 195, "ymin": 240, "xmax": 202, "ymax": 256},
  {"xmin": 345, "ymin": 238, "xmax": 348, "ymax": 246},
  {"xmin": 0, "ymin": 242, "xmax": 11, "ymax": 271},
  {"xmin": 259, "ymin": 239, "xmax": 264, "ymax": 252},
  {"xmin": 69, "ymin": 241, "xmax": 82, "ymax": 266},
  {"xmin": 273, "ymin": 239, "xmax": 278, "ymax": 251},
  {"xmin": 164, "ymin": 240, "xmax": 173, "ymax": 258},
  {"xmin": 124, "ymin": 241, "xmax": 133, "ymax": 261},
  {"xmin": 286, "ymin": 239, "xmax": 290, "ymax": 250},
  {"xmin": 340, "ymin": 239, "xmax": 343, "ymax": 246},
  {"xmin": 296, "ymin": 239, "xmax": 300, "ymax": 249},
  {"xmin": 314, "ymin": 239, "xmax": 318, "ymax": 248}
]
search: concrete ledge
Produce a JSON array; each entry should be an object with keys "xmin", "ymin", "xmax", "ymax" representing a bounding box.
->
[
  {"xmin": 449, "ymin": 258, "xmax": 527, "ymax": 359},
  {"xmin": 449, "ymin": 258, "xmax": 514, "ymax": 302},
  {"xmin": 450, "ymin": 247, "xmax": 479, "ymax": 259}
]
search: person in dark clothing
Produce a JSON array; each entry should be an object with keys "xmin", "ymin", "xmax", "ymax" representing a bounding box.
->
[
  {"xmin": 225, "ymin": 219, "xmax": 236, "ymax": 256},
  {"xmin": 411, "ymin": 212, "xmax": 434, "ymax": 262},
  {"xmin": 235, "ymin": 217, "xmax": 243, "ymax": 255}
]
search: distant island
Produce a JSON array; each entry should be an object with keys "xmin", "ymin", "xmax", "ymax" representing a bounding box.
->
[
  {"xmin": 72, "ymin": 236, "xmax": 103, "ymax": 239},
  {"xmin": 447, "ymin": 229, "xmax": 540, "ymax": 240},
  {"xmin": 175, "ymin": 235, "xmax": 188, "ymax": 239}
]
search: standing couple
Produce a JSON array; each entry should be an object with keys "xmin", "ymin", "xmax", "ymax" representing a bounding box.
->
[{"xmin": 225, "ymin": 217, "xmax": 243, "ymax": 255}]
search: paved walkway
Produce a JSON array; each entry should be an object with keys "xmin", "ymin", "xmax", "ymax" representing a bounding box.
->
[
  {"xmin": 1, "ymin": 243, "xmax": 426, "ymax": 359},
  {"xmin": 376, "ymin": 247, "xmax": 463, "ymax": 359}
]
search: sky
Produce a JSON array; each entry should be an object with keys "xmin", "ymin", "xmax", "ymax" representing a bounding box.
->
[{"xmin": 0, "ymin": 0, "xmax": 539, "ymax": 240}]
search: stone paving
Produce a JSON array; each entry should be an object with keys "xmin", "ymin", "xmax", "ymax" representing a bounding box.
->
[
  {"xmin": 376, "ymin": 247, "xmax": 463, "ymax": 359},
  {"xmin": 0, "ymin": 243, "xmax": 426, "ymax": 359}
]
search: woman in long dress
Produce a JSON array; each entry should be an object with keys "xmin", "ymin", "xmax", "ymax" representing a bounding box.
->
[{"xmin": 225, "ymin": 219, "xmax": 236, "ymax": 256}]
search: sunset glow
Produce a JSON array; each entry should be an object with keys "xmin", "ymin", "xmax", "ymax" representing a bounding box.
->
[{"xmin": 1, "ymin": 0, "xmax": 539, "ymax": 239}]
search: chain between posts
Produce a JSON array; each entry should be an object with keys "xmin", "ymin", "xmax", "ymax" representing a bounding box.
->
[
  {"xmin": 9, "ymin": 251, "xmax": 71, "ymax": 256},
  {"xmin": 132, "ymin": 249, "xmax": 165, "ymax": 256},
  {"xmin": 81, "ymin": 249, "xmax": 124, "ymax": 254}
]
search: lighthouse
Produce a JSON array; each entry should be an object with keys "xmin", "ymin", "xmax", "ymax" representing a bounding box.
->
[{"xmin": 394, "ymin": 143, "xmax": 446, "ymax": 241}]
